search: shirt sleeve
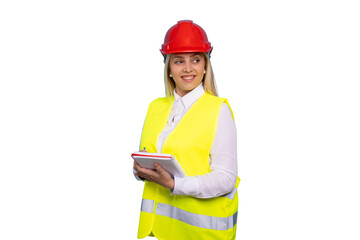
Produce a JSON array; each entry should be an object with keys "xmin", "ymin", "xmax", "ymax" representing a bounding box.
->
[
  {"xmin": 172, "ymin": 103, "xmax": 238, "ymax": 198},
  {"xmin": 133, "ymin": 168, "xmax": 145, "ymax": 181}
]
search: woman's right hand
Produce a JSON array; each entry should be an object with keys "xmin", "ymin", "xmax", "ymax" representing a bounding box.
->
[{"xmin": 133, "ymin": 160, "xmax": 175, "ymax": 191}]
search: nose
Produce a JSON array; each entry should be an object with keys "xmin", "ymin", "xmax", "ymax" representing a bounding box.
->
[{"xmin": 183, "ymin": 61, "xmax": 192, "ymax": 73}]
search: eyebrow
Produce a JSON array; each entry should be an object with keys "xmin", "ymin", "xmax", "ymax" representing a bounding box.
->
[{"xmin": 171, "ymin": 53, "xmax": 201, "ymax": 59}]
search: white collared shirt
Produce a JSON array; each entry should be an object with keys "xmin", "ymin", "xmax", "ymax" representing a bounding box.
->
[
  {"xmin": 157, "ymin": 83, "xmax": 205, "ymax": 153},
  {"xmin": 157, "ymin": 84, "xmax": 238, "ymax": 198}
]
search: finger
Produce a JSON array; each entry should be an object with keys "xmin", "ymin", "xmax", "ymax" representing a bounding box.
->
[
  {"xmin": 154, "ymin": 163, "xmax": 168, "ymax": 176},
  {"xmin": 133, "ymin": 161, "xmax": 141, "ymax": 170},
  {"xmin": 138, "ymin": 172, "xmax": 154, "ymax": 182},
  {"xmin": 135, "ymin": 169, "xmax": 149, "ymax": 178},
  {"xmin": 154, "ymin": 163, "xmax": 163, "ymax": 172},
  {"xmin": 137, "ymin": 167, "xmax": 160, "ymax": 181}
]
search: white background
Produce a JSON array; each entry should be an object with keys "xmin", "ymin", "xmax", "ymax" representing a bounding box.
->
[{"xmin": 1, "ymin": 0, "xmax": 359, "ymax": 239}]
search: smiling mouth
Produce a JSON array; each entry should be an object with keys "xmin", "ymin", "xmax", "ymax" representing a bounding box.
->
[{"xmin": 181, "ymin": 75, "xmax": 196, "ymax": 82}]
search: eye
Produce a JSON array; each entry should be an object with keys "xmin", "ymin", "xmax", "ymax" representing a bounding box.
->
[
  {"xmin": 193, "ymin": 58, "xmax": 201, "ymax": 63},
  {"xmin": 173, "ymin": 60, "xmax": 183, "ymax": 64}
]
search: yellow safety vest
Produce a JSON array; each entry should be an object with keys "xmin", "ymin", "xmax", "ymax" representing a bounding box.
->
[{"xmin": 138, "ymin": 92, "xmax": 240, "ymax": 240}]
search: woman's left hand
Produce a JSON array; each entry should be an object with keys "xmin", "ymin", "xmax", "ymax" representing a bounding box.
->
[{"xmin": 133, "ymin": 161, "xmax": 175, "ymax": 190}]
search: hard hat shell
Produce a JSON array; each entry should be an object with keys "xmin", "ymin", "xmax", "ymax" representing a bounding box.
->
[{"xmin": 160, "ymin": 20, "xmax": 213, "ymax": 56}]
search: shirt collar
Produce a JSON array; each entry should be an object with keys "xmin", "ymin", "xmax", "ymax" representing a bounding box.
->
[{"xmin": 174, "ymin": 83, "xmax": 205, "ymax": 109}]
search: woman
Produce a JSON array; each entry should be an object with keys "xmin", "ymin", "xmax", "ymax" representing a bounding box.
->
[{"xmin": 133, "ymin": 20, "xmax": 240, "ymax": 240}]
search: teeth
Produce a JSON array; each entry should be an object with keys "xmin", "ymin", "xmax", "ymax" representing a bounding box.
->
[{"xmin": 183, "ymin": 76, "xmax": 194, "ymax": 80}]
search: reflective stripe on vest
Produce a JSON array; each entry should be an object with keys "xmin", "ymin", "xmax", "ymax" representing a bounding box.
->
[
  {"xmin": 223, "ymin": 187, "xmax": 237, "ymax": 200},
  {"xmin": 140, "ymin": 199, "xmax": 238, "ymax": 231},
  {"xmin": 141, "ymin": 198, "xmax": 154, "ymax": 213}
]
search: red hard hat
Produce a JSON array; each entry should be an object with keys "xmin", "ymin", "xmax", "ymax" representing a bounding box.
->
[{"xmin": 160, "ymin": 20, "xmax": 213, "ymax": 56}]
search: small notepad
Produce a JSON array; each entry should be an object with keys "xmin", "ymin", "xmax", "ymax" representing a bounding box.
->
[{"xmin": 131, "ymin": 152, "xmax": 186, "ymax": 177}]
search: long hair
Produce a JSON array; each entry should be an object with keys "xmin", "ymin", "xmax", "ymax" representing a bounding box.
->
[{"xmin": 164, "ymin": 53, "xmax": 218, "ymax": 97}]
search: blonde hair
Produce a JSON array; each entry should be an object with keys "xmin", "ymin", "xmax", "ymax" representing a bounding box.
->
[{"xmin": 164, "ymin": 53, "xmax": 218, "ymax": 97}]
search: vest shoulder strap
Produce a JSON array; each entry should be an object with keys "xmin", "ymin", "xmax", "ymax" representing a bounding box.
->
[{"xmin": 148, "ymin": 97, "xmax": 174, "ymax": 114}]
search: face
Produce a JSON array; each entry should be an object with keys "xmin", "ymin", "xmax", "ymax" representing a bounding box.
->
[{"xmin": 169, "ymin": 53, "xmax": 206, "ymax": 97}]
